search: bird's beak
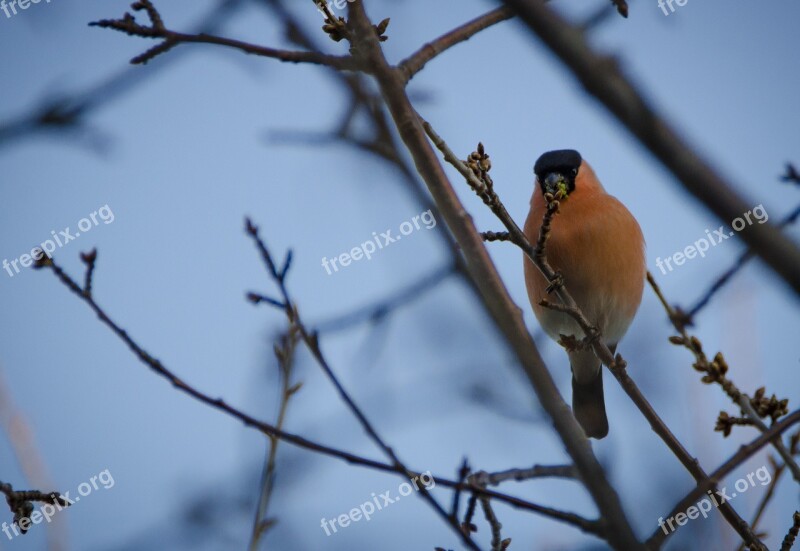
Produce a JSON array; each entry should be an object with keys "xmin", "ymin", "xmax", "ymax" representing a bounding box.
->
[{"xmin": 543, "ymin": 172, "xmax": 565, "ymax": 195}]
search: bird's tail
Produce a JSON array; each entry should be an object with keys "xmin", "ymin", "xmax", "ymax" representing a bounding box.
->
[
  {"xmin": 572, "ymin": 370, "xmax": 608, "ymax": 439},
  {"xmin": 569, "ymin": 349, "xmax": 609, "ymax": 439}
]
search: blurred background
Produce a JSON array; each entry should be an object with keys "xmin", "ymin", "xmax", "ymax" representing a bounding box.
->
[{"xmin": 0, "ymin": 0, "xmax": 798, "ymax": 549}]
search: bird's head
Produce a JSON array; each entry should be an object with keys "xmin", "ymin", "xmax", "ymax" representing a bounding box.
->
[{"xmin": 534, "ymin": 149, "xmax": 583, "ymax": 198}]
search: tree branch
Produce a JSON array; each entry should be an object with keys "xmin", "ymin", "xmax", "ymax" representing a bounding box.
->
[
  {"xmin": 244, "ymin": 219, "xmax": 478, "ymax": 550},
  {"xmin": 781, "ymin": 512, "xmax": 800, "ymax": 551},
  {"xmin": 398, "ymin": 7, "xmax": 515, "ymax": 82},
  {"xmin": 647, "ymin": 272, "xmax": 800, "ymax": 483},
  {"xmin": 347, "ymin": 3, "xmax": 643, "ymax": 549},
  {"xmin": 473, "ymin": 464, "xmax": 579, "ymax": 486},
  {"xmin": 35, "ymin": 251, "xmax": 610, "ymax": 541},
  {"xmin": 248, "ymin": 328, "xmax": 300, "ymax": 549},
  {"xmin": 686, "ymin": 200, "xmax": 800, "ymax": 319},
  {"xmin": 0, "ymin": 482, "xmax": 69, "ymax": 534},
  {"xmin": 90, "ymin": 0, "xmax": 358, "ymax": 69}
]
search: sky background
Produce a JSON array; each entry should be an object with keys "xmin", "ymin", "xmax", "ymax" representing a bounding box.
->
[{"xmin": 0, "ymin": 0, "xmax": 798, "ymax": 549}]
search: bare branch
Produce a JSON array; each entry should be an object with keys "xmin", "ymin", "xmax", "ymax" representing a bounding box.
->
[
  {"xmin": 474, "ymin": 464, "xmax": 579, "ymax": 486},
  {"xmin": 609, "ymin": 0, "xmax": 629, "ymax": 18},
  {"xmin": 399, "ymin": 7, "xmax": 515, "ymax": 82},
  {"xmin": 244, "ymin": 219, "xmax": 478, "ymax": 550},
  {"xmin": 0, "ymin": 367, "xmax": 68, "ymax": 549},
  {"xmin": 314, "ymin": 262, "xmax": 456, "ymax": 334},
  {"xmin": 481, "ymin": 231, "xmax": 512, "ymax": 243},
  {"xmin": 648, "ymin": 273, "xmax": 800, "ymax": 482},
  {"xmin": 687, "ymin": 200, "xmax": 800, "ymax": 319},
  {"xmin": 0, "ymin": 482, "xmax": 69, "ymax": 534},
  {"xmin": 737, "ymin": 433, "xmax": 799, "ymax": 551},
  {"xmin": 466, "ymin": 469, "xmax": 602, "ymax": 539},
  {"xmin": 347, "ymin": 2, "xmax": 642, "ymax": 549},
  {"xmin": 90, "ymin": 0, "xmax": 358, "ymax": 68},
  {"xmin": 0, "ymin": 0, "xmax": 243, "ymax": 151},
  {"xmin": 248, "ymin": 328, "xmax": 301, "ymax": 550},
  {"xmin": 449, "ymin": 458, "xmax": 471, "ymax": 524},
  {"xmin": 478, "ymin": 491, "xmax": 507, "ymax": 551},
  {"xmin": 37, "ymin": 249, "xmax": 610, "ymax": 541},
  {"xmin": 781, "ymin": 512, "xmax": 800, "ymax": 551}
]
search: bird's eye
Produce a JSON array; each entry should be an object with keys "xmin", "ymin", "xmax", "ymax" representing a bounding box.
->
[{"xmin": 572, "ymin": 168, "xmax": 578, "ymax": 176}]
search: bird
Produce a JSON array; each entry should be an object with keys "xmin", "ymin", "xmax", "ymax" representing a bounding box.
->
[{"xmin": 523, "ymin": 150, "xmax": 645, "ymax": 439}]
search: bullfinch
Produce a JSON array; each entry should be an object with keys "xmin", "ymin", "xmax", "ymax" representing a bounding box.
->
[{"xmin": 523, "ymin": 150, "xmax": 645, "ymax": 439}]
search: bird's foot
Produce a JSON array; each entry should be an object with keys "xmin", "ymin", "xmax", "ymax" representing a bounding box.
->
[{"xmin": 545, "ymin": 271, "xmax": 564, "ymax": 294}]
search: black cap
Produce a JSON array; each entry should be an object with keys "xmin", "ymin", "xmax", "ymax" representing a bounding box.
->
[{"xmin": 534, "ymin": 149, "xmax": 582, "ymax": 178}]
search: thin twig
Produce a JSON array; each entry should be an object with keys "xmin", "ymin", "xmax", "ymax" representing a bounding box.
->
[
  {"xmin": 781, "ymin": 512, "xmax": 800, "ymax": 551},
  {"xmin": 475, "ymin": 464, "xmax": 579, "ymax": 486},
  {"xmin": 478, "ymin": 492, "xmax": 507, "ymax": 551},
  {"xmin": 0, "ymin": 482, "xmax": 69, "ymax": 534},
  {"xmin": 468, "ymin": 464, "xmax": 579, "ymax": 550},
  {"xmin": 450, "ymin": 458, "xmax": 471, "ymax": 524},
  {"xmin": 648, "ymin": 273, "xmax": 800, "ymax": 483},
  {"xmin": 0, "ymin": 367, "xmax": 67, "ymax": 550},
  {"xmin": 610, "ymin": 0, "xmax": 629, "ymax": 18},
  {"xmin": 80, "ymin": 249, "xmax": 97, "ymax": 296},
  {"xmin": 782, "ymin": 163, "xmax": 800, "ymax": 185},
  {"xmin": 314, "ymin": 262, "xmax": 456, "ymax": 334},
  {"xmin": 90, "ymin": 0, "xmax": 358, "ymax": 68},
  {"xmin": 687, "ymin": 201, "xmax": 800, "ymax": 319},
  {"xmin": 248, "ymin": 328, "xmax": 301, "ymax": 550},
  {"xmin": 398, "ymin": 7, "xmax": 515, "ymax": 81},
  {"xmin": 0, "ymin": 0, "xmax": 243, "ymax": 150},
  {"xmin": 256, "ymin": 0, "xmax": 469, "ymax": 281},
  {"xmin": 739, "ymin": 433, "xmax": 800, "ymax": 551},
  {"xmin": 35, "ymin": 252, "xmax": 604, "ymax": 537},
  {"xmin": 463, "ymin": 492, "xmax": 479, "ymax": 536},
  {"xmin": 481, "ymin": 231, "xmax": 512, "ymax": 243},
  {"xmin": 467, "ymin": 466, "xmax": 576, "ymax": 550},
  {"xmin": 244, "ymin": 219, "xmax": 479, "ymax": 550}
]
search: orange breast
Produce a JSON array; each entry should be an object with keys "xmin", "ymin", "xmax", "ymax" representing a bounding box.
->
[{"xmin": 523, "ymin": 183, "xmax": 645, "ymax": 345}]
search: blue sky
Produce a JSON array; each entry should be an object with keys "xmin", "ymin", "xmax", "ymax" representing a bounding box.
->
[{"xmin": 0, "ymin": 0, "xmax": 798, "ymax": 549}]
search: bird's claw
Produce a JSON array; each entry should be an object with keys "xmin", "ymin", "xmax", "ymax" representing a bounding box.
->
[{"xmin": 546, "ymin": 272, "xmax": 564, "ymax": 294}]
